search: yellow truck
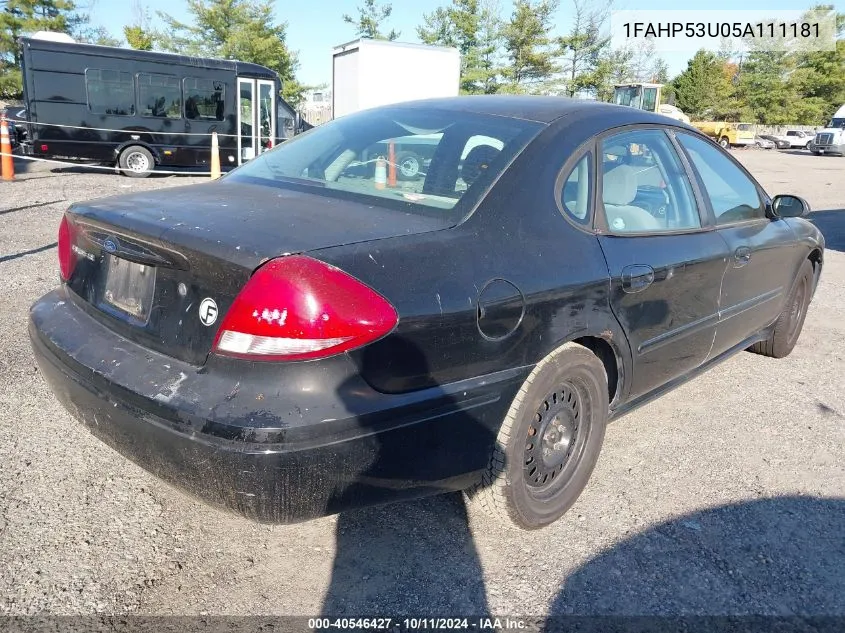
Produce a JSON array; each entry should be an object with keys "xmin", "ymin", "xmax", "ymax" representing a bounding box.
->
[{"xmin": 691, "ymin": 121, "xmax": 756, "ymax": 149}]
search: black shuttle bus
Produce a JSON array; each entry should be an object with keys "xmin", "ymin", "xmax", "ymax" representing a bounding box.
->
[{"xmin": 19, "ymin": 36, "xmax": 311, "ymax": 177}]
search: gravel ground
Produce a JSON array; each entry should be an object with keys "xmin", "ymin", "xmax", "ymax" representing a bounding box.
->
[{"xmin": 0, "ymin": 151, "xmax": 844, "ymax": 621}]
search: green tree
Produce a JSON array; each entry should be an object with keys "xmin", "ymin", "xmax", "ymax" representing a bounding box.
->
[
  {"xmin": 76, "ymin": 24, "xmax": 121, "ymax": 46},
  {"xmin": 124, "ymin": 0, "xmax": 154, "ymax": 50},
  {"xmin": 672, "ymin": 49, "xmax": 736, "ymax": 119},
  {"xmin": 500, "ymin": 0, "xmax": 559, "ymax": 92},
  {"xmin": 592, "ymin": 47, "xmax": 633, "ymax": 101},
  {"xmin": 342, "ymin": 0, "xmax": 399, "ymax": 41},
  {"xmin": 557, "ymin": 0, "xmax": 611, "ymax": 96},
  {"xmin": 418, "ymin": 0, "xmax": 503, "ymax": 94},
  {"xmin": 156, "ymin": 0, "xmax": 307, "ymax": 107},
  {"xmin": 0, "ymin": 0, "xmax": 87, "ymax": 99}
]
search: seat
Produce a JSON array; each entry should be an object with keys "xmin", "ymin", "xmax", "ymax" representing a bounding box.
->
[
  {"xmin": 602, "ymin": 165, "xmax": 661, "ymax": 232},
  {"xmin": 461, "ymin": 144, "xmax": 501, "ymax": 187}
]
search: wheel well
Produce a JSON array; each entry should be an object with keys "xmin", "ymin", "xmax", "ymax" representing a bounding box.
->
[{"xmin": 574, "ymin": 336, "xmax": 620, "ymax": 405}]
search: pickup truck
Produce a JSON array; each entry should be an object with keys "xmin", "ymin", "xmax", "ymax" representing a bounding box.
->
[{"xmin": 778, "ymin": 130, "xmax": 814, "ymax": 149}]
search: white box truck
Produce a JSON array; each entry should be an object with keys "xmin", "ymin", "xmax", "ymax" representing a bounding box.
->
[
  {"xmin": 331, "ymin": 39, "xmax": 461, "ymax": 120},
  {"xmin": 809, "ymin": 104, "xmax": 845, "ymax": 156}
]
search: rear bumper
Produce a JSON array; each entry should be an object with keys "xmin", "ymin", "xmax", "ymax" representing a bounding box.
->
[{"xmin": 29, "ymin": 288, "xmax": 525, "ymax": 523}]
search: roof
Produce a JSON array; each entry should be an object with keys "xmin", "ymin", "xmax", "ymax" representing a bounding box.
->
[
  {"xmin": 332, "ymin": 38, "xmax": 459, "ymax": 55},
  {"xmin": 18, "ymin": 37, "xmax": 278, "ymax": 80},
  {"xmin": 387, "ymin": 95, "xmax": 695, "ymax": 127}
]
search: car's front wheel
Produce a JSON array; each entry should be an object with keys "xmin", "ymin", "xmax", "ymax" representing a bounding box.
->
[
  {"xmin": 749, "ymin": 259, "xmax": 814, "ymax": 358},
  {"xmin": 467, "ymin": 342, "xmax": 608, "ymax": 530}
]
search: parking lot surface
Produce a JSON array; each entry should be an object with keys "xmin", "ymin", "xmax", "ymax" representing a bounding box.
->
[{"xmin": 1, "ymin": 151, "xmax": 844, "ymax": 618}]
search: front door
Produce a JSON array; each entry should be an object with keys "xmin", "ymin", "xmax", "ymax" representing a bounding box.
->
[
  {"xmin": 674, "ymin": 132, "xmax": 799, "ymax": 358},
  {"xmin": 596, "ymin": 128, "xmax": 730, "ymax": 401},
  {"xmin": 237, "ymin": 78, "xmax": 276, "ymax": 165}
]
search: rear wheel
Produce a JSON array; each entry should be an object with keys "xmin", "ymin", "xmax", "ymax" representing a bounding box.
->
[
  {"xmin": 466, "ymin": 342, "xmax": 608, "ymax": 530},
  {"xmin": 118, "ymin": 145, "xmax": 154, "ymax": 178},
  {"xmin": 719, "ymin": 137, "xmax": 730, "ymax": 149},
  {"xmin": 749, "ymin": 260, "xmax": 814, "ymax": 358}
]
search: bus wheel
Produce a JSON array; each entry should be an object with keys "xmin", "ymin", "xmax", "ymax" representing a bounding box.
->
[{"xmin": 119, "ymin": 146, "xmax": 154, "ymax": 178}]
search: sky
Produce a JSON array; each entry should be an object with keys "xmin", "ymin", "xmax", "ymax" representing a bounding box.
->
[{"xmin": 89, "ymin": 0, "xmax": 844, "ymax": 88}]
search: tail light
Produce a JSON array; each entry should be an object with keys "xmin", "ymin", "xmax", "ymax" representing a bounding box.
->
[
  {"xmin": 58, "ymin": 214, "xmax": 76, "ymax": 281},
  {"xmin": 213, "ymin": 255, "xmax": 398, "ymax": 362}
]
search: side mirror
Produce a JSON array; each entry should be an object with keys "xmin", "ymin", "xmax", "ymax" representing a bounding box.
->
[{"xmin": 770, "ymin": 194, "xmax": 811, "ymax": 219}]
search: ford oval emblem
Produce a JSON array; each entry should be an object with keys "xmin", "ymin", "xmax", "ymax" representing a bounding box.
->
[{"xmin": 103, "ymin": 238, "xmax": 118, "ymax": 253}]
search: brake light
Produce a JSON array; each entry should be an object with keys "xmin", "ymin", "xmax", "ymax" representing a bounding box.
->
[
  {"xmin": 57, "ymin": 215, "xmax": 76, "ymax": 281},
  {"xmin": 213, "ymin": 255, "xmax": 398, "ymax": 361}
]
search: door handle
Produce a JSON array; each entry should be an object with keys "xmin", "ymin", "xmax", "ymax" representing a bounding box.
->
[
  {"xmin": 621, "ymin": 264, "xmax": 655, "ymax": 294},
  {"xmin": 733, "ymin": 246, "xmax": 751, "ymax": 268}
]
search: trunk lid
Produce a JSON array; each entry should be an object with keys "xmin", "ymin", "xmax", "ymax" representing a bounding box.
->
[{"xmin": 64, "ymin": 180, "xmax": 447, "ymax": 365}]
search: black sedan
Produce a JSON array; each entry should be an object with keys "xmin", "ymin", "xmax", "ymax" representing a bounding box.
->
[
  {"xmin": 29, "ymin": 97, "xmax": 825, "ymax": 530},
  {"xmin": 759, "ymin": 134, "xmax": 791, "ymax": 149}
]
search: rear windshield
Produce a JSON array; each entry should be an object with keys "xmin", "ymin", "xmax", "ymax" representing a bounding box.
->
[{"xmin": 226, "ymin": 107, "xmax": 544, "ymax": 223}]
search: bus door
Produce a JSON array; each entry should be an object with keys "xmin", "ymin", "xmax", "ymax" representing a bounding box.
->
[{"xmin": 237, "ymin": 78, "xmax": 276, "ymax": 164}]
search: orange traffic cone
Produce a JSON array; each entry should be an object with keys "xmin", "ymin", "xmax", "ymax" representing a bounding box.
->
[
  {"xmin": 388, "ymin": 141, "xmax": 397, "ymax": 187},
  {"xmin": 210, "ymin": 132, "xmax": 221, "ymax": 180},
  {"xmin": 0, "ymin": 114, "xmax": 14, "ymax": 181}
]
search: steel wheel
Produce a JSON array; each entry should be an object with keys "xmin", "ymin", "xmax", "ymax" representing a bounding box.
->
[
  {"xmin": 118, "ymin": 145, "xmax": 154, "ymax": 178},
  {"xmin": 523, "ymin": 383, "xmax": 587, "ymax": 495},
  {"xmin": 125, "ymin": 151, "xmax": 150, "ymax": 173}
]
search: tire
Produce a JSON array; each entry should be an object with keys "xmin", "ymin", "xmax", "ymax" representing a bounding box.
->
[
  {"xmin": 719, "ymin": 137, "xmax": 730, "ymax": 149},
  {"xmin": 118, "ymin": 145, "xmax": 154, "ymax": 178},
  {"xmin": 395, "ymin": 151, "xmax": 422, "ymax": 181},
  {"xmin": 749, "ymin": 259, "xmax": 814, "ymax": 358},
  {"xmin": 466, "ymin": 342, "xmax": 609, "ymax": 530}
]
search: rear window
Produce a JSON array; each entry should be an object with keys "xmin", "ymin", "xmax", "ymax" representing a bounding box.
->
[{"xmin": 227, "ymin": 107, "xmax": 543, "ymax": 223}]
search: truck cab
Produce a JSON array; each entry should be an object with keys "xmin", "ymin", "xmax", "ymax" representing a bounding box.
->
[
  {"xmin": 809, "ymin": 105, "xmax": 845, "ymax": 156},
  {"xmin": 611, "ymin": 83, "xmax": 691, "ymax": 124}
]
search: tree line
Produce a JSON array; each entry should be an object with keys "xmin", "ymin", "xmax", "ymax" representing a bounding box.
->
[{"xmin": 1, "ymin": 0, "xmax": 843, "ymax": 124}]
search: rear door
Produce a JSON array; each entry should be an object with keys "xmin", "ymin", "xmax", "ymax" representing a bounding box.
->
[
  {"xmin": 595, "ymin": 127, "xmax": 730, "ymax": 401},
  {"xmin": 674, "ymin": 132, "xmax": 799, "ymax": 358}
]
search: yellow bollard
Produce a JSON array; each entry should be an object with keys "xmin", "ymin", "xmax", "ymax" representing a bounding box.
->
[
  {"xmin": 210, "ymin": 131, "xmax": 221, "ymax": 180},
  {"xmin": 0, "ymin": 113, "xmax": 14, "ymax": 181}
]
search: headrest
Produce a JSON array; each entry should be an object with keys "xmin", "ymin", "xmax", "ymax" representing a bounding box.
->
[
  {"xmin": 602, "ymin": 165, "xmax": 637, "ymax": 206},
  {"xmin": 462, "ymin": 144, "xmax": 500, "ymax": 185}
]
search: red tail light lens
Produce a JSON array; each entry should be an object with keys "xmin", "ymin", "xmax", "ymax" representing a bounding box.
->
[
  {"xmin": 213, "ymin": 255, "xmax": 398, "ymax": 362},
  {"xmin": 57, "ymin": 215, "xmax": 76, "ymax": 281}
]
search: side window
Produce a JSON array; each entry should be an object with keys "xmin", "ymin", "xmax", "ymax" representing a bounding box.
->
[
  {"xmin": 676, "ymin": 133, "xmax": 765, "ymax": 225},
  {"xmin": 137, "ymin": 73, "xmax": 182, "ymax": 119},
  {"xmin": 560, "ymin": 153, "xmax": 592, "ymax": 224},
  {"xmin": 85, "ymin": 69, "xmax": 135, "ymax": 116},
  {"xmin": 600, "ymin": 129, "xmax": 701, "ymax": 234},
  {"xmin": 184, "ymin": 78, "xmax": 225, "ymax": 121}
]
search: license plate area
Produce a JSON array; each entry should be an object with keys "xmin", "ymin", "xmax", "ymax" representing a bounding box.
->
[{"xmin": 100, "ymin": 255, "xmax": 156, "ymax": 325}]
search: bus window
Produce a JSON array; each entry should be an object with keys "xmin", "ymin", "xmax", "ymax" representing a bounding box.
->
[
  {"xmin": 85, "ymin": 69, "xmax": 135, "ymax": 116},
  {"xmin": 137, "ymin": 73, "xmax": 182, "ymax": 119},
  {"xmin": 184, "ymin": 78, "xmax": 225, "ymax": 121}
]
